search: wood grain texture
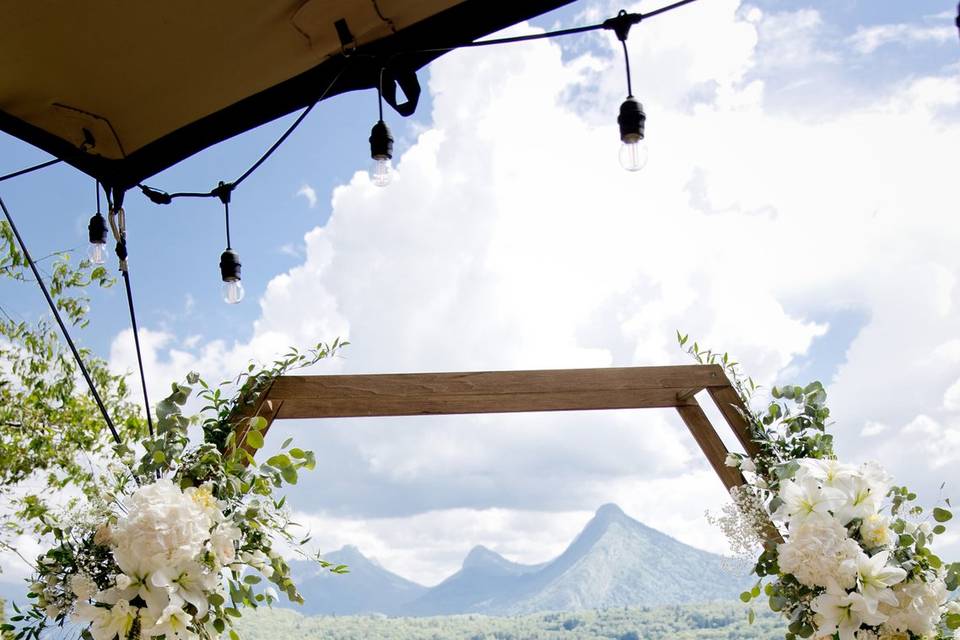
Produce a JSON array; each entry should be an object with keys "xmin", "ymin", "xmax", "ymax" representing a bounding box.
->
[
  {"xmin": 675, "ymin": 400, "xmax": 744, "ymax": 493},
  {"xmin": 707, "ymin": 386, "xmax": 761, "ymax": 458},
  {"xmin": 266, "ymin": 365, "xmax": 729, "ymax": 419},
  {"xmin": 276, "ymin": 388, "xmax": 692, "ymax": 419}
]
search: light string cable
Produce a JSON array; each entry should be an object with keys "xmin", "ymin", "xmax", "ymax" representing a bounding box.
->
[
  {"xmin": 0, "ymin": 158, "xmax": 63, "ymax": 183},
  {"xmin": 1, "ymin": 0, "xmax": 700, "ymax": 202},
  {"xmin": 0, "ymin": 193, "xmax": 123, "ymax": 445},
  {"xmin": 107, "ymin": 191, "xmax": 155, "ymax": 440},
  {"xmin": 386, "ymin": 0, "xmax": 699, "ymax": 56},
  {"xmin": 139, "ymin": 63, "xmax": 351, "ymax": 206},
  {"xmin": 136, "ymin": 0, "xmax": 698, "ymax": 207}
]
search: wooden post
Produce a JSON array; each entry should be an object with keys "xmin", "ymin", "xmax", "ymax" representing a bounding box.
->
[
  {"xmin": 675, "ymin": 400, "xmax": 745, "ymax": 492},
  {"xmin": 707, "ymin": 386, "xmax": 761, "ymax": 458}
]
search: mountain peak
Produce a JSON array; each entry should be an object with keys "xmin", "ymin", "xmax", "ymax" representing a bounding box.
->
[
  {"xmin": 462, "ymin": 545, "xmax": 508, "ymax": 570},
  {"xmin": 594, "ymin": 503, "xmax": 627, "ymax": 522},
  {"xmin": 330, "ymin": 544, "xmax": 371, "ymax": 564}
]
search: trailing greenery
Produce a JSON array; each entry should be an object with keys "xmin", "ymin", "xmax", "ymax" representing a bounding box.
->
[
  {"xmin": 0, "ymin": 221, "xmax": 146, "ymax": 559},
  {"xmin": 4, "ymin": 341, "xmax": 349, "ymax": 640}
]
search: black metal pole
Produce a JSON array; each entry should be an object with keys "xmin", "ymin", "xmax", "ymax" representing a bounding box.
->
[{"xmin": 0, "ymin": 194, "xmax": 122, "ymax": 445}]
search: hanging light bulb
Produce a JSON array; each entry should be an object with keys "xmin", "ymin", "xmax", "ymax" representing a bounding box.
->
[
  {"xmin": 369, "ymin": 120, "xmax": 394, "ymax": 187},
  {"xmin": 87, "ymin": 212, "xmax": 109, "ymax": 264},
  {"xmin": 617, "ymin": 97, "xmax": 647, "ymax": 172},
  {"xmin": 214, "ymin": 182, "xmax": 244, "ymax": 304},
  {"xmin": 219, "ymin": 249, "xmax": 244, "ymax": 304},
  {"xmin": 603, "ymin": 10, "xmax": 648, "ymax": 172}
]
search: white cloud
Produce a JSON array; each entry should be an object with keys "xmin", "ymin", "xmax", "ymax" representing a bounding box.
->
[
  {"xmin": 279, "ymin": 242, "xmax": 303, "ymax": 258},
  {"xmin": 860, "ymin": 421, "xmax": 888, "ymax": 437},
  {"xmin": 944, "ymin": 377, "xmax": 960, "ymax": 411},
  {"xmin": 108, "ymin": 1, "xmax": 960, "ymax": 581},
  {"xmin": 753, "ymin": 9, "xmax": 839, "ymax": 71},
  {"xmin": 848, "ymin": 23, "xmax": 956, "ymax": 55},
  {"xmin": 296, "ymin": 184, "xmax": 318, "ymax": 208}
]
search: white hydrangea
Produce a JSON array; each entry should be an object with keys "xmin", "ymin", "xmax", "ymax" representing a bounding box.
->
[
  {"xmin": 778, "ymin": 516, "xmax": 862, "ymax": 589},
  {"xmin": 879, "ymin": 576, "xmax": 948, "ymax": 638},
  {"xmin": 70, "ymin": 573, "xmax": 97, "ymax": 600},
  {"xmin": 111, "ymin": 479, "xmax": 213, "ymax": 575}
]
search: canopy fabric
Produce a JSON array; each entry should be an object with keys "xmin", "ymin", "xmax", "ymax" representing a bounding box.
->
[{"xmin": 0, "ymin": 0, "xmax": 572, "ymax": 193}]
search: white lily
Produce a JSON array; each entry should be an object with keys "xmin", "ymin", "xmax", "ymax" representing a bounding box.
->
[
  {"xmin": 812, "ymin": 586, "xmax": 887, "ymax": 640},
  {"xmin": 90, "ymin": 600, "xmax": 138, "ymax": 640},
  {"xmin": 835, "ymin": 474, "xmax": 883, "ymax": 524},
  {"xmin": 856, "ymin": 551, "xmax": 906, "ymax": 613},
  {"xmin": 151, "ymin": 562, "xmax": 217, "ymax": 618},
  {"xmin": 796, "ymin": 458, "xmax": 855, "ymax": 487},
  {"xmin": 111, "ymin": 558, "xmax": 171, "ymax": 613},
  {"xmin": 143, "ymin": 599, "xmax": 196, "ymax": 640},
  {"xmin": 774, "ymin": 476, "xmax": 846, "ymax": 525}
]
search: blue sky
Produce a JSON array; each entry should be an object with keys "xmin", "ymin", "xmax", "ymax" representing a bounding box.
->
[{"xmin": 1, "ymin": 0, "xmax": 959, "ymax": 586}]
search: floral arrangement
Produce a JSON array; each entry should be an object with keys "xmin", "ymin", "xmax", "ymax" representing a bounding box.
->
[
  {"xmin": 680, "ymin": 339, "xmax": 960, "ymax": 640},
  {"xmin": 4, "ymin": 342, "xmax": 348, "ymax": 640}
]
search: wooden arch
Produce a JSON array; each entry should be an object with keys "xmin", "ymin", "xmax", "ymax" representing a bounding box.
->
[{"xmin": 239, "ymin": 364, "xmax": 761, "ymax": 495}]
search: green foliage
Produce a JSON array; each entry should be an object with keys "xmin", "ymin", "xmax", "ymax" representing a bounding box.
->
[
  {"xmin": 0, "ymin": 600, "xmax": 15, "ymax": 640},
  {"xmin": 0, "ymin": 221, "xmax": 146, "ymax": 547},
  {"xmin": 678, "ymin": 333, "xmax": 958, "ymax": 640},
  {"xmin": 15, "ymin": 340, "xmax": 349, "ymax": 640},
  {"xmin": 234, "ymin": 602, "xmax": 786, "ymax": 640}
]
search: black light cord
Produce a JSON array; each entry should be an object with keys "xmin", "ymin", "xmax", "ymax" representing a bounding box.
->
[
  {"xmin": 413, "ymin": 22, "xmax": 604, "ymax": 53},
  {"xmin": 139, "ymin": 64, "xmax": 350, "ymax": 206},
  {"xmin": 224, "ymin": 199, "xmax": 232, "ymax": 249},
  {"xmin": 2, "ymin": 1, "xmax": 698, "ymax": 202},
  {"xmin": 121, "ymin": 268, "xmax": 155, "ymax": 440},
  {"xmin": 621, "ymin": 39, "xmax": 633, "ymax": 97},
  {"xmin": 0, "ymin": 158, "xmax": 63, "ymax": 184},
  {"xmin": 0, "ymin": 193, "xmax": 123, "ymax": 446},
  {"xmin": 389, "ymin": 0, "xmax": 695, "ymax": 57},
  {"xmin": 135, "ymin": 0, "xmax": 699, "ymax": 208},
  {"xmin": 378, "ymin": 68, "xmax": 386, "ymax": 121}
]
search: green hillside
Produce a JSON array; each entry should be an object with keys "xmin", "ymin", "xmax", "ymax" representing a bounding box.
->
[{"xmin": 235, "ymin": 601, "xmax": 785, "ymax": 640}]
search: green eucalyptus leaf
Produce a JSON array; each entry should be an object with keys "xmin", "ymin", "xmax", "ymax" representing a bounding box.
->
[
  {"xmin": 933, "ymin": 507, "xmax": 953, "ymax": 522},
  {"xmin": 246, "ymin": 431, "xmax": 265, "ymax": 449}
]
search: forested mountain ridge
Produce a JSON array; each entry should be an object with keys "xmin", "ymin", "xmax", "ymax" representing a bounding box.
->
[
  {"xmin": 290, "ymin": 504, "xmax": 750, "ymax": 616},
  {"xmin": 235, "ymin": 601, "xmax": 784, "ymax": 640}
]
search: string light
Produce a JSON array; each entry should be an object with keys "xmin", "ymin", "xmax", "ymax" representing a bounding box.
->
[
  {"xmin": 369, "ymin": 120, "xmax": 394, "ymax": 187},
  {"xmin": 6, "ymin": 1, "xmax": 699, "ymax": 318},
  {"xmin": 87, "ymin": 181, "xmax": 108, "ymax": 264},
  {"xmin": 606, "ymin": 10, "xmax": 648, "ymax": 172},
  {"xmin": 369, "ymin": 69, "xmax": 394, "ymax": 187},
  {"xmin": 214, "ymin": 182, "xmax": 244, "ymax": 304},
  {"xmin": 618, "ymin": 97, "xmax": 647, "ymax": 172}
]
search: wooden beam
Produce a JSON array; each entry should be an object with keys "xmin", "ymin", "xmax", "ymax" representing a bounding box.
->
[
  {"xmin": 707, "ymin": 386, "xmax": 761, "ymax": 458},
  {"xmin": 266, "ymin": 365, "xmax": 729, "ymax": 419},
  {"xmin": 681, "ymin": 395, "xmax": 784, "ymax": 544},
  {"xmin": 226, "ymin": 381, "xmax": 284, "ymax": 461},
  {"xmin": 675, "ymin": 400, "xmax": 744, "ymax": 493}
]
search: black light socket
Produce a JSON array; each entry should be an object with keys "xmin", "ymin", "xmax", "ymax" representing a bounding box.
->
[
  {"xmin": 219, "ymin": 249, "xmax": 242, "ymax": 282},
  {"xmin": 618, "ymin": 97, "xmax": 646, "ymax": 143},
  {"xmin": 88, "ymin": 212, "xmax": 108, "ymax": 245},
  {"xmin": 369, "ymin": 120, "xmax": 394, "ymax": 160}
]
